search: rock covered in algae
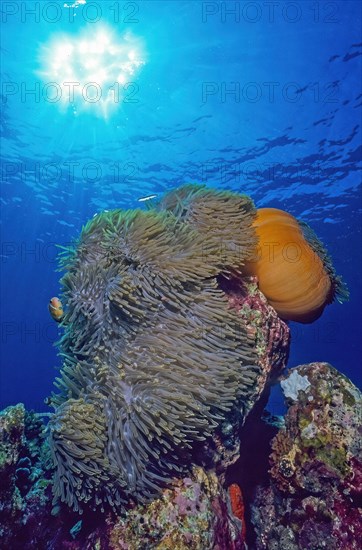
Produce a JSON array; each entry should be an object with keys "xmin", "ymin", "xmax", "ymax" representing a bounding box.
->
[
  {"xmin": 6, "ymin": 363, "xmax": 360, "ymax": 549},
  {"xmin": 251, "ymin": 363, "xmax": 362, "ymax": 549}
]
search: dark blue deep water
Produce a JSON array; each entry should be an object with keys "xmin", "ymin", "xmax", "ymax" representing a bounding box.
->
[{"xmin": 1, "ymin": 0, "xmax": 361, "ymax": 412}]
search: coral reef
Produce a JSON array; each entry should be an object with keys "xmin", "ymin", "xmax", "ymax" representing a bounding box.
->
[
  {"xmin": 46, "ymin": 185, "xmax": 346, "ymax": 513},
  {"xmin": 0, "ymin": 405, "xmax": 246, "ymax": 549},
  {"xmin": 47, "ymin": 182, "xmax": 350, "ymax": 517},
  {"xmin": 251, "ymin": 362, "xmax": 362, "ymax": 549},
  {"xmin": 0, "ymin": 405, "xmax": 53, "ymax": 548},
  {"xmin": 2, "ymin": 362, "xmax": 361, "ymax": 548},
  {"xmin": 2, "ymin": 186, "xmax": 352, "ymax": 547}
]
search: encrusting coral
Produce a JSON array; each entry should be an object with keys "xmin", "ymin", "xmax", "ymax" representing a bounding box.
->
[{"xmin": 48, "ymin": 186, "xmax": 263, "ymax": 513}]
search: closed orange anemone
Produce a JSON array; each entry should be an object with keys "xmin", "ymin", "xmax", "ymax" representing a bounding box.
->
[{"xmin": 242, "ymin": 208, "xmax": 348, "ymax": 323}]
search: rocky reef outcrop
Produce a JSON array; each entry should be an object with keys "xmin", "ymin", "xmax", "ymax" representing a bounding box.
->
[{"xmin": 251, "ymin": 363, "xmax": 362, "ymax": 549}]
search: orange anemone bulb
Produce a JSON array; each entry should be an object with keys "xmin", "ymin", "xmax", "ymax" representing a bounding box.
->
[{"xmin": 242, "ymin": 208, "xmax": 348, "ymax": 323}]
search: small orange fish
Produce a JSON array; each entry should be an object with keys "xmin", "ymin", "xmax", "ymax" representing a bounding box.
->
[{"xmin": 49, "ymin": 297, "xmax": 64, "ymax": 322}]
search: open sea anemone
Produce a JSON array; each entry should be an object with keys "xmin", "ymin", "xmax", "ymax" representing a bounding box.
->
[{"xmin": 48, "ymin": 186, "xmax": 262, "ymax": 513}]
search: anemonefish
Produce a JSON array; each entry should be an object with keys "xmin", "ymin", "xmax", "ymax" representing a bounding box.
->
[{"xmin": 49, "ymin": 297, "xmax": 64, "ymax": 323}]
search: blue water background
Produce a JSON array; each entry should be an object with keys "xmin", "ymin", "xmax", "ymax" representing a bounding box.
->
[{"xmin": 1, "ymin": 1, "xmax": 361, "ymax": 412}]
